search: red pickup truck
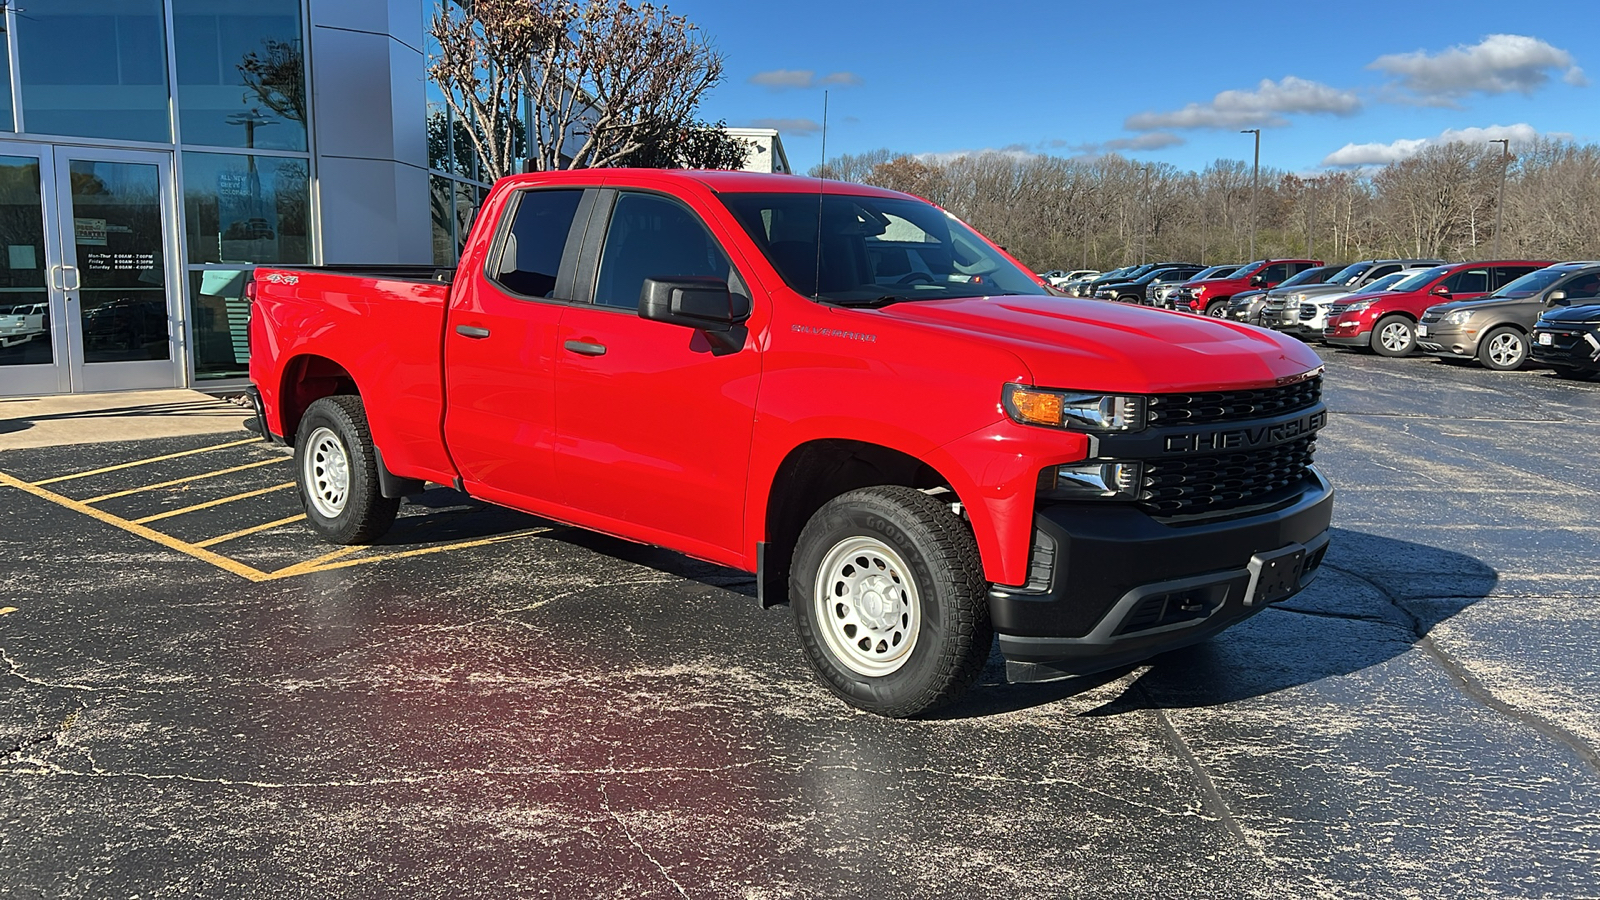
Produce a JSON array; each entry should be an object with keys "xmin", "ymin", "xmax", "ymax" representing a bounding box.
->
[
  {"xmin": 1178, "ymin": 259, "xmax": 1324, "ymax": 317},
  {"xmin": 248, "ymin": 169, "xmax": 1333, "ymax": 717}
]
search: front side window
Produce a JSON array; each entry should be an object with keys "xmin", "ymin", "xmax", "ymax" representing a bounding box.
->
[
  {"xmin": 1257, "ymin": 263, "xmax": 1288, "ymax": 283},
  {"xmin": 1491, "ymin": 267, "xmax": 1566, "ymax": 299},
  {"xmin": 1444, "ymin": 268, "xmax": 1488, "ymax": 294},
  {"xmin": 491, "ymin": 189, "xmax": 583, "ymax": 299},
  {"xmin": 720, "ymin": 191, "xmax": 1039, "ymax": 305},
  {"xmin": 1328, "ymin": 262, "xmax": 1371, "ymax": 285},
  {"xmin": 1559, "ymin": 272, "xmax": 1600, "ymax": 301},
  {"xmin": 594, "ymin": 193, "xmax": 731, "ymax": 310}
]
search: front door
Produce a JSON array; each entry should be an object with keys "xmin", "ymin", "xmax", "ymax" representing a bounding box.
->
[{"xmin": 0, "ymin": 143, "xmax": 181, "ymax": 397}]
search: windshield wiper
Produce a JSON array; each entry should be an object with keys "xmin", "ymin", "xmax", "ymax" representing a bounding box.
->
[{"xmin": 827, "ymin": 295, "xmax": 914, "ymax": 308}]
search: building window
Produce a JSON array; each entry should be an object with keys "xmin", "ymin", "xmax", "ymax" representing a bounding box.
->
[
  {"xmin": 173, "ymin": 1, "xmax": 308, "ymax": 152},
  {"xmin": 14, "ymin": 0, "xmax": 172, "ymax": 143},
  {"xmin": 181, "ymin": 151, "xmax": 310, "ymax": 265},
  {"xmin": 0, "ymin": 14, "xmax": 14, "ymax": 132}
]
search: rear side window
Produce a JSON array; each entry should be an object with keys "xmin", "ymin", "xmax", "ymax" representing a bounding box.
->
[
  {"xmin": 594, "ymin": 192, "xmax": 732, "ymax": 309},
  {"xmin": 1561, "ymin": 271, "xmax": 1600, "ymax": 300},
  {"xmin": 1369, "ymin": 264, "xmax": 1400, "ymax": 280},
  {"xmin": 492, "ymin": 189, "xmax": 584, "ymax": 299},
  {"xmin": 1444, "ymin": 268, "xmax": 1488, "ymax": 294},
  {"xmin": 1492, "ymin": 265, "xmax": 1539, "ymax": 288}
]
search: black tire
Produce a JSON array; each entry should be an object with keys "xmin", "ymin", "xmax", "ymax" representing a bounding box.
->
[
  {"xmin": 1205, "ymin": 300, "xmax": 1229, "ymax": 317},
  {"xmin": 1372, "ymin": 315, "xmax": 1415, "ymax": 357},
  {"xmin": 1477, "ymin": 326, "xmax": 1528, "ymax": 371},
  {"xmin": 790, "ymin": 486, "xmax": 992, "ymax": 718},
  {"xmin": 294, "ymin": 395, "xmax": 399, "ymax": 544},
  {"xmin": 1552, "ymin": 365, "xmax": 1597, "ymax": 381}
]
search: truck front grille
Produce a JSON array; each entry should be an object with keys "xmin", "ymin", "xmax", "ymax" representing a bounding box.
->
[
  {"xmin": 1145, "ymin": 376, "xmax": 1322, "ymax": 428},
  {"xmin": 1139, "ymin": 435, "xmax": 1317, "ymax": 515}
]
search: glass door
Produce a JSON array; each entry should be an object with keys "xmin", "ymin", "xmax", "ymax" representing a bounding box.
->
[
  {"xmin": 53, "ymin": 147, "xmax": 182, "ymax": 393},
  {"xmin": 0, "ymin": 145, "xmax": 67, "ymax": 396}
]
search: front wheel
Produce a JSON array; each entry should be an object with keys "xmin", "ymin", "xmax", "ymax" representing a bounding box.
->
[
  {"xmin": 1205, "ymin": 300, "xmax": 1229, "ymax": 317},
  {"xmin": 1477, "ymin": 327, "xmax": 1528, "ymax": 371},
  {"xmin": 790, "ymin": 486, "xmax": 992, "ymax": 718},
  {"xmin": 294, "ymin": 395, "xmax": 400, "ymax": 544},
  {"xmin": 1373, "ymin": 315, "xmax": 1415, "ymax": 357}
]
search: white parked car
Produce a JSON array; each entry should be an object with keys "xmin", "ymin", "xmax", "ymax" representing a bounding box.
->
[{"xmin": 0, "ymin": 302, "xmax": 47, "ymax": 348}]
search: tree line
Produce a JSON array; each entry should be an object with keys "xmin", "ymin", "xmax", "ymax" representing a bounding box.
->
[{"xmin": 811, "ymin": 140, "xmax": 1600, "ymax": 272}]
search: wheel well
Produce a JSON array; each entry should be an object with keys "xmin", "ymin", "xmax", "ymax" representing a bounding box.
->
[
  {"xmin": 761, "ymin": 440, "xmax": 960, "ymax": 603},
  {"xmin": 277, "ymin": 355, "xmax": 359, "ymax": 441},
  {"xmin": 1483, "ymin": 321, "xmax": 1526, "ymax": 333},
  {"xmin": 1377, "ymin": 312, "xmax": 1417, "ymax": 322}
]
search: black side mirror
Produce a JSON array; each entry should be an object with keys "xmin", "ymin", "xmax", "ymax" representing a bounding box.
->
[
  {"xmin": 639, "ymin": 277, "xmax": 749, "ymax": 332},
  {"xmin": 1249, "ymin": 274, "xmax": 1264, "ymax": 285}
]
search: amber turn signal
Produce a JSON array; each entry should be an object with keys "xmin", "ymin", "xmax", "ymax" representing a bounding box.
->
[{"xmin": 1006, "ymin": 386, "xmax": 1064, "ymax": 426}]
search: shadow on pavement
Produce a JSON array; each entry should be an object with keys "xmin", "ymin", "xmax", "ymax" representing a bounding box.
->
[{"xmin": 936, "ymin": 527, "xmax": 1498, "ymax": 719}]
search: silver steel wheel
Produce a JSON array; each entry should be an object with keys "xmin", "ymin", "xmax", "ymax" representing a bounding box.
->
[
  {"xmin": 1486, "ymin": 332, "xmax": 1523, "ymax": 367},
  {"xmin": 813, "ymin": 536, "xmax": 921, "ymax": 677},
  {"xmin": 303, "ymin": 426, "xmax": 351, "ymax": 518},
  {"xmin": 1379, "ymin": 321, "xmax": 1411, "ymax": 352}
]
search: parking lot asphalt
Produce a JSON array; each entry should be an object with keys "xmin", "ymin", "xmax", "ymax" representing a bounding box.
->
[{"xmin": 3, "ymin": 348, "xmax": 1599, "ymax": 899}]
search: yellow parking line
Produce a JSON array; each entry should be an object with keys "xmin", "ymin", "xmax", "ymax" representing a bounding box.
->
[
  {"xmin": 33, "ymin": 438, "xmax": 262, "ymax": 486},
  {"xmin": 261, "ymin": 527, "xmax": 554, "ymax": 580},
  {"xmin": 131, "ymin": 482, "xmax": 296, "ymax": 525},
  {"xmin": 0, "ymin": 469, "xmax": 273, "ymax": 582},
  {"xmin": 192, "ymin": 513, "xmax": 307, "ymax": 548},
  {"xmin": 82, "ymin": 457, "xmax": 287, "ymax": 504}
]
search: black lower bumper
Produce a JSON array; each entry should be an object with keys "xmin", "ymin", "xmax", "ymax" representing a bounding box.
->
[
  {"xmin": 991, "ymin": 469, "xmax": 1334, "ymax": 682},
  {"xmin": 1323, "ymin": 333, "xmax": 1368, "ymax": 348}
]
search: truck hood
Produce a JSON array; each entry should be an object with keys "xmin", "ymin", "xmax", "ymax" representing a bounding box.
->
[{"xmin": 869, "ymin": 295, "xmax": 1323, "ymax": 393}]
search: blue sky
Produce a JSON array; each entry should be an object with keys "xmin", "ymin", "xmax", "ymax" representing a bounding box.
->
[{"xmin": 678, "ymin": 0, "xmax": 1595, "ymax": 174}]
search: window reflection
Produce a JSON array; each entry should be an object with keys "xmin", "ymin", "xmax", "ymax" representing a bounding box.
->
[
  {"xmin": 16, "ymin": 0, "xmax": 171, "ymax": 143},
  {"xmin": 0, "ymin": 156, "xmax": 51, "ymax": 367},
  {"xmin": 0, "ymin": 17, "xmax": 13, "ymax": 132},
  {"xmin": 183, "ymin": 152, "xmax": 309, "ymax": 264},
  {"xmin": 188, "ymin": 270, "xmax": 251, "ymax": 379},
  {"xmin": 174, "ymin": 2, "xmax": 307, "ymax": 151}
]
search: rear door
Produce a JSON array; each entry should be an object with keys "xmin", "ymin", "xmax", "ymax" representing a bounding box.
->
[
  {"xmin": 443, "ymin": 186, "xmax": 591, "ymax": 502},
  {"xmin": 550, "ymin": 185, "xmax": 764, "ymax": 563}
]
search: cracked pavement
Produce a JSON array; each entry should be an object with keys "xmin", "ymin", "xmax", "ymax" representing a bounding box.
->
[{"xmin": 3, "ymin": 347, "xmax": 1599, "ymax": 898}]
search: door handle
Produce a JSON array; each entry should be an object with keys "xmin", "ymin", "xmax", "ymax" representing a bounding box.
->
[
  {"xmin": 50, "ymin": 265, "xmax": 64, "ymax": 291},
  {"xmin": 62, "ymin": 265, "xmax": 81, "ymax": 291},
  {"xmin": 455, "ymin": 324, "xmax": 491, "ymax": 339},
  {"xmin": 563, "ymin": 339, "xmax": 606, "ymax": 356}
]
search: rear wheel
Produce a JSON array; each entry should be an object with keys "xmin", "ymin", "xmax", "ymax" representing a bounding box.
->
[
  {"xmin": 1478, "ymin": 326, "xmax": 1528, "ymax": 371},
  {"xmin": 294, "ymin": 395, "xmax": 400, "ymax": 544},
  {"xmin": 1373, "ymin": 315, "xmax": 1415, "ymax": 357},
  {"xmin": 790, "ymin": 486, "xmax": 992, "ymax": 718}
]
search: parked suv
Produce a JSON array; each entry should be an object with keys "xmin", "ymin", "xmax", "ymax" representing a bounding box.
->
[
  {"xmin": 1231, "ymin": 265, "xmax": 1340, "ymax": 326},
  {"xmin": 1179, "ymin": 259, "xmax": 1323, "ymax": 317},
  {"xmin": 1532, "ymin": 300, "xmax": 1600, "ymax": 380},
  {"xmin": 1094, "ymin": 264, "xmax": 1207, "ymax": 304},
  {"xmin": 1156, "ymin": 264, "xmax": 1238, "ymax": 309},
  {"xmin": 1421, "ymin": 262, "xmax": 1600, "ymax": 370},
  {"xmin": 1277, "ymin": 265, "xmax": 1438, "ymax": 340},
  {"xmin": 1262, "ymin": 259, "xmax": 1442, "ymax": 333},
  {"xmin": 1323, "ymin": 261, "xmax": 1552, "ymax": 356}
]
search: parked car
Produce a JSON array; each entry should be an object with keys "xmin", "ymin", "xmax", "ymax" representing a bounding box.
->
[
  {"xmin": 1093, "ymin": 264, "xmax": 1207, "ymax": 304},
  {"xmin": 248, "ymin": 168, "xmax": 1334, "ymax": 718},
  {"xmin": 1040, "ymin": 268, "xmax": 1099, "ymax": 288},
  {"xmin": 1276, "ymin": 265, "xmax": 1437, "ymax": 340},
  {"xmin": 1420, "ymin": 262, "xmax": 1600, "ymax": 370},
  {"xmin": 1178, "ymin": 259, "xmax": 1324, "ymax": 317},
  {"xmin": 1156, "ymin": 264, "xmax": 1240, "ymax": 309},
  {"xmin": 1324, "ymin": 261, "xmax": 1554, "ymax": 356},
  {"xmin": 1066, "ymin": 266, "xmax": 1134, "ymax": 297},
  {"xmin": 1260, "ymin": 259, "xmax": 1442, "ymax": 331},
  {"xmin": 1080, "ymin": 263, "xmax": 1188, "ymax": 299},
  {"xmin": 1531, "ymin": 300, "xmax": 1600, "ymax": 380},
  {"xmin": 1229, "ymin": 265, "xmax": 1340, "ymax": 326}
]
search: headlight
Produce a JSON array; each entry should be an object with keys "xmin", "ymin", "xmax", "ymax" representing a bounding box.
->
[
  {"xmin": 1291, "ymin": 293, "xmax": 1307, "ymax": 302},
  {"xmin": 1003, "ymin": 384, "xmax": 1147, "ymax": 432},
  {"xmin": 1343, "ymin": 299, "xmax": 1374, "ymax": 312},
  {"xmin": 1193, "ymin": 286, "xmax": 1207, "ymax": 297},
  {"xmin": 1443, "ymin": 309, "xmax": 1474, "ymax": 325},
  {"xmin": 1039, "ymin": 461, "xmax": 1143, "ymax": 500}
]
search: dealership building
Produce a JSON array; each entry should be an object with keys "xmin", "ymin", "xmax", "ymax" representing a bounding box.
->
[{"xmin": 0, "ymin": 1, "xmax": 538, "ymax": 397}]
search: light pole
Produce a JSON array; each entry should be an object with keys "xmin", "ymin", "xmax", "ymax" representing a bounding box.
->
[
  {"xmin": 1240, "ymin": 129, "xmax": 1260, "ymax": 260},
  {"xmin": 1489, "ymin": 138, "xmax": 1510, "ymax": 258},
  {"xmin": 1138, "ymin": 164, "xmax": 1151, "ymax": 264}
]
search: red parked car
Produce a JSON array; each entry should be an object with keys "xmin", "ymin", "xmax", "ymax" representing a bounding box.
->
[
  {"xmin": 1323, "ymin": 261, "xmax": 1553, "ymax": 356},
  {"xmin": 1177, "ymin": 259, "xmax": 1323, "ymax": 317}
]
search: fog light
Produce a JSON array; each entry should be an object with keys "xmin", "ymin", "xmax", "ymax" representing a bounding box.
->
[{"xmin": 1039, "ymin": 461, "xmax": 1143, "ymax": 500}]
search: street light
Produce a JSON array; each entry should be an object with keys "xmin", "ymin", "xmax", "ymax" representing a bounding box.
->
[
  {"xmin": 1489, "ymin": 138, "xmax": 1510, "ymax": 258},
  {"xmin": 1138, "ymin": 163, "xmax": 1151, "ymax": 264},
  {"xmin": 1240, "ymin": 129, "xmax": 1260, "ymax": 260}
]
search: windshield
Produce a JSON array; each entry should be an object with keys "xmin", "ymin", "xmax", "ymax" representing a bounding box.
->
[
  {"xmin": 720, "ymin": 192, "xmax": 1041, "ymax": 304},
  {"xmin": 1360, "ymin": 273, "xmax": 1412, "ymax": 293},
  {"xmin": 1490, "ymin": 266, "xmax": 1567, "ymax": 299},
  {"xmin": 1279, "ymin": 266, "xmax": 1330, "ymax": 288},
  {"xmin": 1325, "ymin": 262, "xmax": 1371, "ymax": 285},
  {"xmin": 1390, "ymin": 266, "xmax": 1448, "ymax": 292}
]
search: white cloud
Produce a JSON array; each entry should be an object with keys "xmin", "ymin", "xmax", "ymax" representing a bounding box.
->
[
  {"xmin": 1319, "ymin": 123, "xmax": 1569, "ymax": 167},
  {"xmin": 748, "ymin": 69, "xmax": 863, "ymax": 91},
  {"xmin": 748, "ymin": 117, "xmax": 822, "ymax": 137},
  {"xmin": 1125, "ymin": 77, "xmax": 1361, "ymax": 131},
  {"xmin": 1370, "ymin": 35, "xmax": 1586, "ymax": 104},
  {"xmin": 1085, "ymin": 133, "xmax": 1186, "ymax": 153},
  {"xmin": 915, "ymin": 146, "xmax": 1040, "ymax": 165}
]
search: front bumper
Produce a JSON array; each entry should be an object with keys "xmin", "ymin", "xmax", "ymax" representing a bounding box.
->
[
  {"xmin": 1531, "ymin": 327, "xmax": 1600, "ymax": 371},
  {"xmin": 1415, "ymin": 324, "xmax": 1479, "ymax": 358},
  {"xmin": 992, "ymin": 469, "xmax": 1334, "ymax": 681}
]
